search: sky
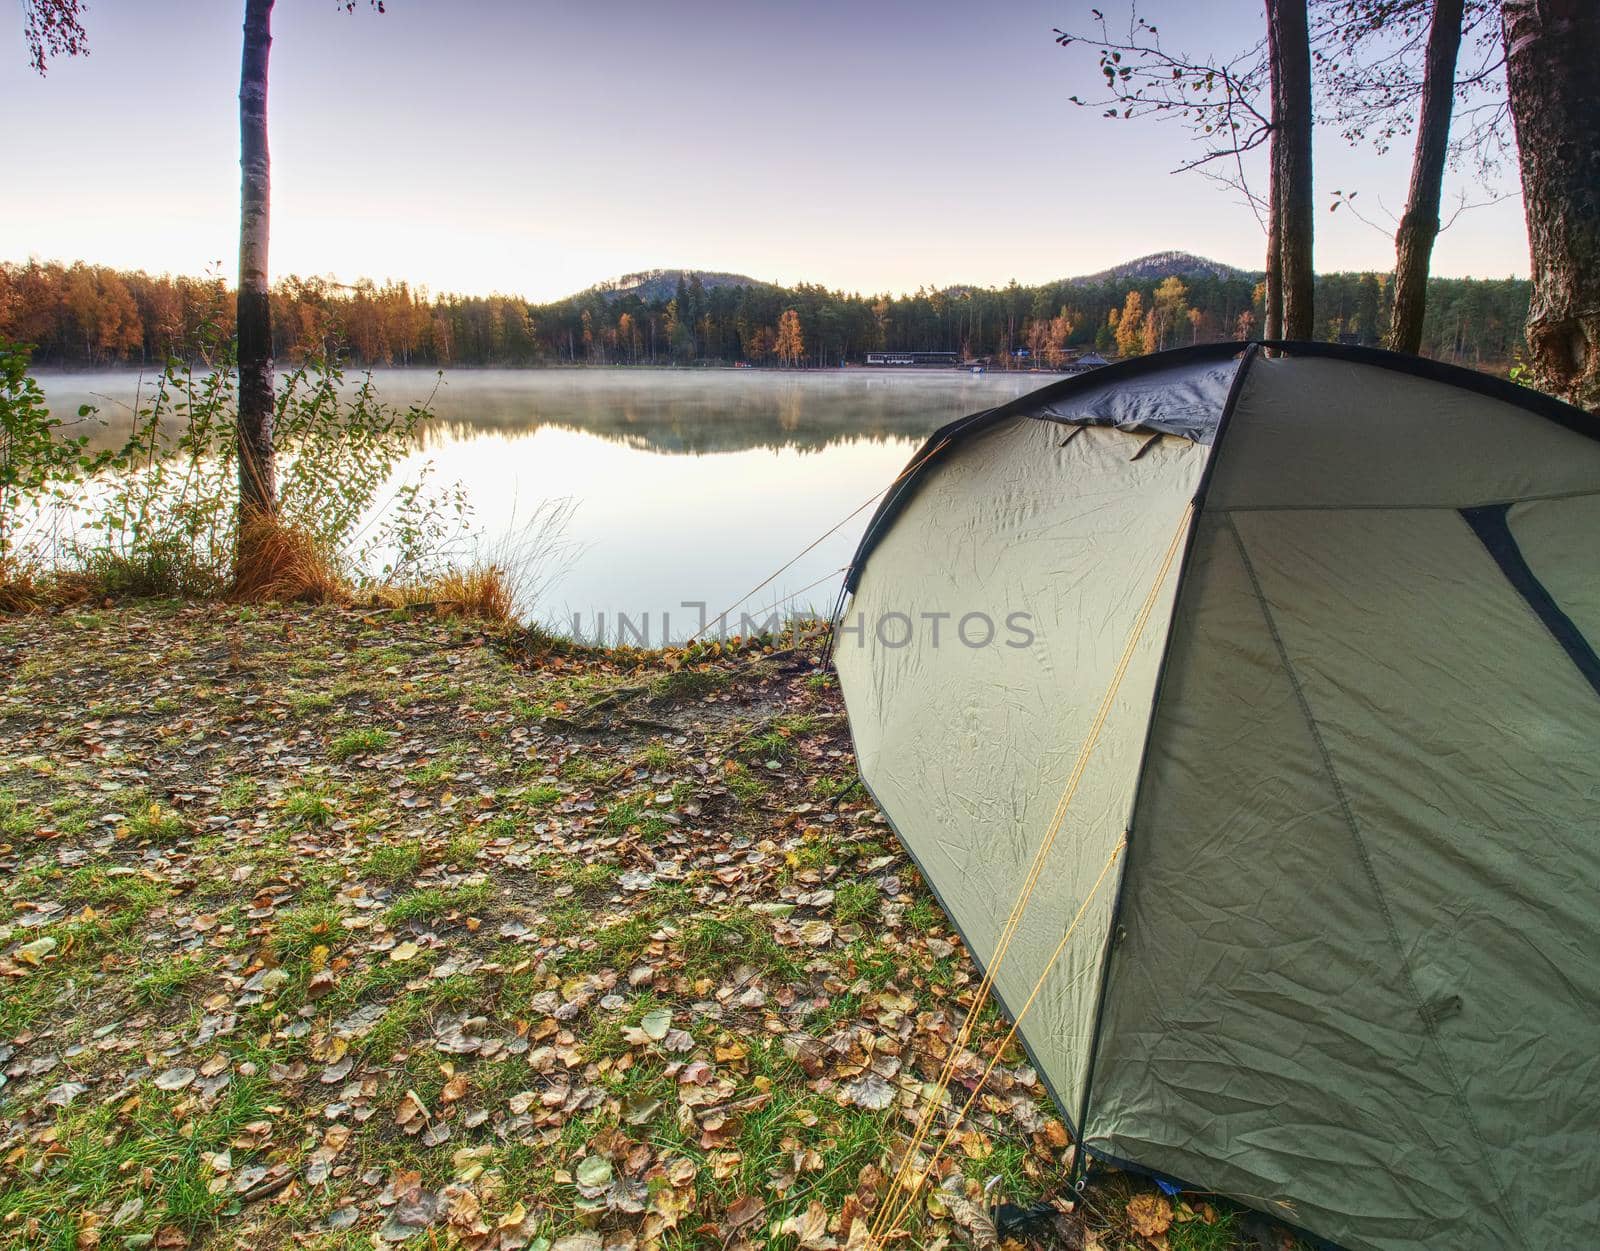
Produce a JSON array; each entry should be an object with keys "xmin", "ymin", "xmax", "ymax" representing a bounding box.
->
[{"xmin": 1, "ymin": 0, "xmax": 1530, "ymax": 302}]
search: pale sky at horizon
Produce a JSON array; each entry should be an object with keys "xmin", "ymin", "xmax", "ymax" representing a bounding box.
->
[{"xmin": 3, "ymin": 0, "xmax": 1530, "ymax": 302}]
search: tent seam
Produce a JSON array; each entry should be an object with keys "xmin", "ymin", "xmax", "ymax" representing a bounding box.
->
[
  {"xmin": 1222, "ymin": 513, "xmax": 1525, "ymax": 1249},
  {"xmin": 1458, "ymin": 505, "xmax": 1600, "ymax": 699},
  {"xmin": 1072, "ymin": 344, "xmax": 1261, "ymax": 1183}
]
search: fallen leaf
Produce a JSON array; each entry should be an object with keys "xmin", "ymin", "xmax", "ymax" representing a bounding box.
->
[
  {"xmin": 777, "ymin": 1199, "xmax": 836, "ymax": 1249},
  {"xmin": 15, "ymin": 936, "xmax": 58, "ymax": 966},
  {"xmin": 844, "ymin": 1074, "xmax": 894, "ymax": 1110},
  {"xmin": 723, "ymin": 1194, "xmax": 765, "ymax": 1235},
  {"xmin": 1127, "ymin": 1193, "xmax": 1174, "ymax": 1238},
  {"xmin": 797, "ymin": 920, "xmax": 834, "ymax": 946},
  {"xmin": 575, "ymin": 1154, "xmax": 614, "ymax": 1193}
]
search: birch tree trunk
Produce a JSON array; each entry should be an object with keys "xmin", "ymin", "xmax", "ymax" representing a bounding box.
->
[
  {"xmin": 1271, "ymin": 0, "xmax": 1315, "ymax": 340},
  {"xmin": 238, "ymin": 0, "xmax": 275, "ymax": 523},
  {"xmin": 1502, "ymin": 0, "xmax": 1600, "ymax": 412},
  {"xmin": 1387, "ymin": 0, "xmax": 1465, "ymax": 356}
]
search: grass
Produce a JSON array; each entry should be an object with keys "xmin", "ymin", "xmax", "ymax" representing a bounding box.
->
[
  {"xmin": 812, "ymin": 771, "xmax": 863, "ymax": 801},
  {"xmin": 679, "ymin": 909, "xmax": 802, "ymax": 982},
  {"xmin": 445, "ymin": 830, "xmax": 485, "ymax": 864},
  {"xmin": 558, "ymin": 911, "xmax": 659, "ymax": 974},
  {"xmin": 328, "ymin": 727, "xmax": 392, "ymax": 762},
  {"xmin": 743, "ymin": 728, "xmax": 793, "ymax": 762},
  {"xmin": 1170, "ymin": 1209, "xmax": 1242, "ymax": 1251},
  {"xmin": 544, "ymin": 858, "xmax": 623, "ymax": 891},
  {"xmin": 67, "ymin": 866, "xmax": 169, "ymax": 919},
  {"xmin": 283, "ymin": 786, "xmax": 334, "ymax": 827},
  {"xmin": 416, "ymin": 563, "xmax": 516, "ymax": 626},
  {"xmin": 559, "ymin": 755, "xmax": 622, "ymax": 788},
  {"xmin": 723, "ymin": 762, "xmax": 767, "ymax": 805},
  {"xmin": 233, "ymin": 516, "xmax": 347, "ymax": 604},
  {"xmin": 123, "ymin": 801, "xmax": 184, "ymax": 841},
  {"xmin": 75, "ymin": 541, "xmax": 224, "ymax": 600},
  {"xmin": 834, "ymin": 880, "xmax": 881, "ymax": 925},
  {"xmin": 0, "ymin": 1076, "xmax": 275, "ymax": 1246},
  {"xmin": 0, "ymin": 600, "xmax": 1262, "ymax": 1251},
  {"xmin": 903, "ymin": 897, "xmax": 942, "ymax": 933},
  {"xmin": 788, "ymin": 828, "xmax": 836, "ymax": 871},
  {"xmin": 365, "ymin": 839, "xmax": 425, "ymax": 882},
  {"xmin": 603, "ymin": 796, "xmax": 673, "ymax": 840},
  {"xmin": 406, "ymin": 751, "xmax": 461, "ymax": 787},
  {"xmin": 384, "ymin": 880, "xmax": 493, "ymax": 924},
  {"xmin": 270, "ymin": 897, "xmax": 344, "ymax": 961},
  {"xmin": 289, "ymin": 689, "xmax": 335, "ymax": 714},
  {"xmin": 650, "ymin": 667, "xmax": 730, "ymax": 701},
  {"xmin": 133, "ymin": 953, "xmax": 207, "ymax": 1004},
  {"xmin": 0, "ymin": 788, "xmax": 37, "ymax": 839}
]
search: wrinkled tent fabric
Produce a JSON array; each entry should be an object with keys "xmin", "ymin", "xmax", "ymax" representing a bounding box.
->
[{"xmin": 832, "ymin": 342, "xmax": 1600, "ymax": 1251}]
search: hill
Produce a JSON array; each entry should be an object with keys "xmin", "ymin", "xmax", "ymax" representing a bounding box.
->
[
  {"xmin": 578, "ymin": 253, "xmax": 1255, "ymax": 306},
  {"xmin": 1065, "ymin": 250, "xmax": 1256, "ymax": 286},
  {"xmin": 588, "ymin": 268, "xmax": 772, "ymax": 303}
]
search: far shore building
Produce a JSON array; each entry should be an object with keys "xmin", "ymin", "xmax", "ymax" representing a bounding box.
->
[
  {"xmin": 1062, "ymin": 350, "xmax": 1110, "ymax": 373},
  {"xmin": 864, "ymin": 351, "xmax": 960, "ymax": 366}
]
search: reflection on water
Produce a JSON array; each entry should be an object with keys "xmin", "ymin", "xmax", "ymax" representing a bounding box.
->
[
  {"xmin": 362, "ymin": 368, "xmax": 1033, "ymax": 456},
  {"xmin": 34, "ymin": 367, "xmax": 1051, "ymax": 638}
]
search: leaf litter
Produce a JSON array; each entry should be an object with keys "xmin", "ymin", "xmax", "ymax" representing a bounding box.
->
[{"xmin": 0, "ymin": 601, "xmax": 1302, "ymax": 1250}]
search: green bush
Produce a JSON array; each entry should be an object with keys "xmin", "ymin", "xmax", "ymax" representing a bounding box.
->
[
  {"xmin": 5, "ymin": 287, "xmax": 473, "ymax": 600},
  {"xmin": 0, "ymin": 337, "xmax": 110, "ymax": 577},
  {"xmin": 80, "ymin": 312, "xmax": 460, "ymax": 595}
]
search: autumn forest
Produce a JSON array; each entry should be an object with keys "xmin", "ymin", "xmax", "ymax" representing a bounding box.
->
[{"xmin": 1, "ymin": 258, "xmax": 1531, "ymax": 373}]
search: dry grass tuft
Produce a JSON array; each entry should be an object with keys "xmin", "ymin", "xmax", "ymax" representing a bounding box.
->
[
  {"xmin": 232, "ymin": 516, "xmax": 348, "ymax": 604},
  {"xmin": 370, "ymin": 563, "xmax": 518, "ymax": 627},
  {"xmin": 0, "ymin": 563, "xmax": 46, "ymax": 614},
  {"xmin": 412, "ymin": 563, "xmax": 517, "ymax": 626}
]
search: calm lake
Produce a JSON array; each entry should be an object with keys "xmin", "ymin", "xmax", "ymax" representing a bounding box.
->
[{"xmin": 36, "ymin": 368, "xmax": 1051, "ymax": 642}]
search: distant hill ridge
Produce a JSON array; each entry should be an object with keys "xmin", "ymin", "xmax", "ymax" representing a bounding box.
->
[
  {"xmin": 1066, "ymin": 250, "xmax": 1258, "ymax": 286},
  {"xmin": 579, "ymin": 252, "xmax": 1255, "ymax": 304},
  {"xmin": 588, "ymin": 269, "xmax": 774, "ymax": 303}
]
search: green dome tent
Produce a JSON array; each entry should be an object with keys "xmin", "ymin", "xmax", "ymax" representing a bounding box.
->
[{"xmin": 832, "ymin": 342, "xmax": 1600, "ymax": 1251}]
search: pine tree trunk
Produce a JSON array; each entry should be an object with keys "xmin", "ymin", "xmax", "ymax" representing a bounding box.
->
[
  {"xmin": 1264, "ymin": 17, "xmax": 1283, "ymax": 342},
  {"xmin": 1271, "ymin": 0, "xmax": 1315, "ymax": 340},
  {"xmin": 237, "ymin": 0, "xmax": 275, "ymax": 523},
  {"xmin": 1388, "ymin": 0, "xmax": 1465, "ymax": 356},
  {"xmin": 1503, "ymin": 0, "xmax": 1600, "ymax": 412}
]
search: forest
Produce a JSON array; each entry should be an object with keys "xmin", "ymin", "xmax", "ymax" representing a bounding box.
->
[{"xmin": 0, "ymin": 258, "xmax": 1531, "ymax": 373}]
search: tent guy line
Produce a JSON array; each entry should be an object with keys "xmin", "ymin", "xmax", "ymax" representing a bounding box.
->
[
  {"xmin": 869, "ymin": 502, "xmax": 1194, "ymax": 1246},
  {"xmin": 685, "ymin": 435, "xmax": 956, "ymax": 645},
  {"xmin": 873, "ymin": 837, "xmax": 1128, "ymax": 1249}
]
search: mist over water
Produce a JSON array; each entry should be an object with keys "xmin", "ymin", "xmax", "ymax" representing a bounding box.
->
[{"xmin": 34, "ymin": 367, "xmax": 1048, "ymax": 639}]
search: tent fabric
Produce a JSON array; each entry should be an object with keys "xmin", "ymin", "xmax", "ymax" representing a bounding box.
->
[
  {"xmin": 832, "ymin": 409, "xmax": 1211, "ymax": 1122},
  {"xmin": 834, "ymin": 342, "xmax": 1600, "ymax": 1251},
  {"xmin": 1027, "ymin": 357, "xmax": 1240, "ymax": 443},
  {"xmin": 1205, "ymin": 354, "xmax": 1600, "ymax": 509}
]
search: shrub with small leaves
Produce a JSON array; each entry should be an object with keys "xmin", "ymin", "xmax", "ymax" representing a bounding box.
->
[{"xmin": 0, "ymin": 337, "xmax": 110, "ymax": 575}]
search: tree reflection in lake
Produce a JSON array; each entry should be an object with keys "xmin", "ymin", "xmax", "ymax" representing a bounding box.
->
[{"xmin": 32, "ymin": 367, "xmax": 1050, "ymax": 638}]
